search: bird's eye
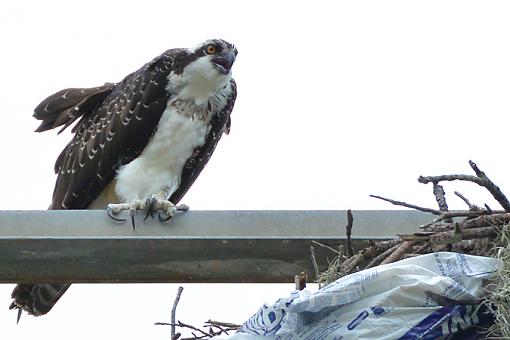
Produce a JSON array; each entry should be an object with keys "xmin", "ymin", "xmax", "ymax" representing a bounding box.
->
[{"xmin": 206, "ymin": 45, "xmax": 216, "ymax": 54}]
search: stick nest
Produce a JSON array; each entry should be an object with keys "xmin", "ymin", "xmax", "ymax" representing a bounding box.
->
[{"xmin": 315, "ymin": 160, "xmax": 510, "ymax": 338}]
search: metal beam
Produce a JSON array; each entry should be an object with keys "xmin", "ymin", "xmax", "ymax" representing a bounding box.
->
[{"xmin": 0, "ymin": 210, "xmax": 431, "ymax": 283}]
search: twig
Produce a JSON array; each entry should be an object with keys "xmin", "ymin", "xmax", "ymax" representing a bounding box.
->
[
  {"xmin": 418, "ymin": 160, "xmax": 510, "ymax": 212},
  {"xmin": 454, "ymin": 191, "xmax": 479, "ymax": 210},
  {"xmin": 370, "ymin": 195, "xmax": 441, "ymax": 215},
  {"xmin": 419, "ymin": 210, "xmax": 505, "ymax": 229},
  {"xmin": 343, "ymin": 252, "xmax": 364, "ymax": 273},
  {"xmin": 312, "ymin": 240, "xmax": 341, "ymax": 254},
  {"xmin": 156, "ymin": 320, "xmax": 240, "ymax": 339},
  {"xmin": 172, "ymin": 286, "xmax": 184, "ymax": 339},
  {"xmin": 310, "ymin": 246, "xmax": 320, "ymax": 283},
  {"xmin": 433, "ymin": 183, "xmax": 452, "ymax": 222},
  {"xmin": 343, "ymin": 239, "xmax": 402, "ymax": 273},
  {"xmin": 418, "ymin": 174, "xmax": 485, "ymax": 186},
  {"xmin": 345, "ymin": 209, "xmax": 354, "ymax": 257},
  {"xmin": 155, "ymin": 321, "xmax": 210, "ymax": 339},
  {"xmin": 365, "ymin": 243, "xmax": 402, "ymax": 269},
  {"xmin": 295, "ymin": 271, "xmax": 307, "ymax": 290},
  {"xmin": 177, "ymin": 321, "xmax": 211, "ymax": 339},
  {"xmin": 439, "ymin": 212, "xmax": 510, "ymax": 231},
  {"xmin": 205, "ymin": 320, "xmax": 240, "ymax": 330},
  {"xmin": 433, "ymin": 183, "xmax": 449, "ymax": 212},
  {"xmin": 204, "ymin": 321, "xmax": 239, "ymax": 336},
  {"xmin": 380, "ymin": 241, "xmax": 417, "ymax": 265},
  {"xmin": 469, "ymin": 160, "xmax": 510, "ymax": 211},
  {"xmin": 371, "ymin": 197, "xmax": 493, "ymax": 226},
  {"xmin": 338, "ymin": 244, "xmax": 345, "ymax": 257},
  {"xmin": 413, "ymin": 242, "xmax": 431, "ymax": 254}
]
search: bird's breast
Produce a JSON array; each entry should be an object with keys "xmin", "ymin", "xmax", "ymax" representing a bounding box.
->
[{"xmin": 114, "ymin": 104, "xmax": 213, "ymax": 202}]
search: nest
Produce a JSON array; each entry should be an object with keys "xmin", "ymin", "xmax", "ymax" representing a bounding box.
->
[
  {"xmin": 159, "ymin": 160, "xmax": 510, "ymax": 339},
  {"xmin": 314, "ymin": 160, "xmax": 510, "ymax": 338}
]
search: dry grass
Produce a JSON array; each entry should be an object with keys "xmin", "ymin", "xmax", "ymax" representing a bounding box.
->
[{"xmin": 482, "ymin": 224, "xmax": 510, "ymax": 338}]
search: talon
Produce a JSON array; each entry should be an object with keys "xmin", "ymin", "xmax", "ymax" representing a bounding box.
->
[
  {"xmin": 107, "ymin": 206, "xmax": 126, "ymax": 222},
  {"xmin": 16, "ymin": 307, "xmax": 22, "ymax": 324},
  {"xmin": 129, "ymin": 209, "xmax": 136, "ymax": 230},
  {"xmin": 144, "ymin": 197, "xmax": 156, "ymax": 221},
  {"xmin": 158, "ymin": 211, "xmax": 173, "ymax": 223}
]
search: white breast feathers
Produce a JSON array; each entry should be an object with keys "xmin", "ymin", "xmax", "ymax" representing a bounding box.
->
[{"xmin": 114, "ymin": 102, "xmax": 212, "ymax": 202}]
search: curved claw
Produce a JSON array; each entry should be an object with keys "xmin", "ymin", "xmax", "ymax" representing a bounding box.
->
[
  {"xmin": 16, "ymin": 307, "xmax": 22, "ymax": 324},
  {"xmin": 158, "ymin": 204, "xmax": 189, "ymax": 222},
  {"xmin": 144, "ymin": 197, "xmax": 156, "ymax": 221},
  {"xmin": 107, "ymin": 206, "xmax": 127, "ymax": 222},
  {"xmin": 158, "ymin": 211, "xmax": 173, "ymax": 223},
  {"xmin": 130, "ymin": 210, "xmax": 136, "ymax": 230}
]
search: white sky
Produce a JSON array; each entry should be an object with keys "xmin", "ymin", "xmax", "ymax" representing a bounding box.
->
[{"xmin": 1, "ymin": 0, "xmax": 510, "ymax": 338}]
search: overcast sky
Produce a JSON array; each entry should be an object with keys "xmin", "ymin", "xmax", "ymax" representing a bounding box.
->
[{"xmin": 1, "ymin": 0, "xmax": 510, "ymax": 339}]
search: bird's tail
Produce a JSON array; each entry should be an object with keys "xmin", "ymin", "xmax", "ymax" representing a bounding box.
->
[{"xmin": 9, "ymin": 283, "xmax": 71, "ymax": 320}]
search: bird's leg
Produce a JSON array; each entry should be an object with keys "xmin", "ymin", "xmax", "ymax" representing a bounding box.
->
[
  {"xmin": 107, "ymin": 200, "xmax": 145, "ymax": 229},
  {"xmin": 156, "ymin": 201, "xmax": 190, "ymax": 222},
  {"xmin": 143, "ymin": 189, "xmax": 189, "ymax": 222},
  {"xmin": 143, "ymin": 191, "xmax": 168, "ymax": 221},
  {"xmin": 106, "ymin": 189, "xmax": 189, "ymax": 227}
]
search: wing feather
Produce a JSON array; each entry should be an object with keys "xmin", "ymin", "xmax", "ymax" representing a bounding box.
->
[
  {"xmin": 44, "ymin": 54, "xmax": 174, "ymax": 209},
  {"xmin": 33, "ymin": 84, "xmax": 116, "ymax": 134}
]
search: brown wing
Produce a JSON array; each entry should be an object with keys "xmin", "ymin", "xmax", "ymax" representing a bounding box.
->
[
  {"xmin": 33, "ymin": 84, "xmax": 116, "ymax": 134},
  {"xmin": 34, "ymin": 53, "xmax": 175, "ymax": 209},
  {"xmin": 10, "ymin": 52, "xmax": 178, "ymax": 318},
  {"xmin": 170, "ymin": 79, "xmax": 237, "ymax": 204}
]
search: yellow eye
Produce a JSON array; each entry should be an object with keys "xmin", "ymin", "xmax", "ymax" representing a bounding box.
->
[{"xmin": 206, "ymin": 45, "xmax": 216, "ymax": 54}]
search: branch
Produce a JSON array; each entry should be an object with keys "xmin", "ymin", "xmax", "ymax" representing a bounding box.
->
[
  {"xmin": 370, "ymin": 195, "xmax": 441, "ymax": 215},
  {"xmin": 469, "ymin": 160, "xmax": 510, "ymax": 211},
  {"xmin": 418, "ymin": 160, "xmax": 510, "ymax": 212},
  {"xmin": 177, "ymin": 321, "xmax": 211, "ymax": 339},
  {"xmin": 380, "ymin": 241, "xmax": 417, "ymax": 265},
  {"xmin": 454, "ymin": 191, "xmax": 479, "ymax": 210},
  {"xmin": 418, "ymin": 174, "xmax": 484, "ymax": 186},
  {"xmin": 310, "ymin": 246, "xmax": 320, "ymax": 284},
  {"xmin": 433, "ymin": 183, "xmax": 448, "ymax": 212},
  {"xmin": 295, "ymin": 271, "xmax": 307, "ymax": 291},
  {"xmin": 364, "ymin": 242, "xmax": 401, "ymax": 269},
  {"xmin": 156, "ymin": 320, "xmax": 240, "ymax": 340},
  {"xmin": 205, "ymin": 320, "xmax": 240, "ymax": 330},
  {"xmin": 345, "ymin": 210, "xmax": 354, "ymax": 257},
  {"xmin": 172, "ymin": 286, "xmax": 184, "ymax": 339},
  {"xmin": 371, "ymin": 192, "xmax": 497, "ymax": 227},
  {"xmin": 312, "ymin": 240, "xmax": 341, "ymax": 254},
  {"xmin": 433, "ymin": 183, "xmax": 452, "ymax": 222},
  {"xmin": 421, "ymin": 212, "xmax": 510, "ymax": 231}
]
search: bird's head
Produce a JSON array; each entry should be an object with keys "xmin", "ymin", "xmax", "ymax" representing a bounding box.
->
[
  {"xmin": 168, "ymin": 39, "xmax": 237, "ymax": 102},
  {"xmin": 190, "ymin": 39, "xmax": 238, "ymax": 76}
]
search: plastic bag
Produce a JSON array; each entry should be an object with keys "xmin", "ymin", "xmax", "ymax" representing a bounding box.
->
[{"xmin": 220, "ymin": 252, "xmax": 499, "ymax": 339}]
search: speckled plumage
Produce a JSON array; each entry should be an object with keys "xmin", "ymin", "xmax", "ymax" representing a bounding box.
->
[{"xmin": 10, "ymin": 39, "xmax": 237, "ymax": 317}]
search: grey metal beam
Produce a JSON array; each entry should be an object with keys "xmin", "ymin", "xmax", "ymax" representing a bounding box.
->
[{"xmin": 0, "ymin": 210, "xmax": 432, "ymax": 283}]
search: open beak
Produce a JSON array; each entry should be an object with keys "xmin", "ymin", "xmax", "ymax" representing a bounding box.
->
[{"xmin": 211, "ymin": 51, "xmax": 236, "ymax": 75}]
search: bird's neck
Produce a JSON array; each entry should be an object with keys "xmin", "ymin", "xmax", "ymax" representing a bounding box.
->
[{"xmin": 166, "ymin": 58, "xmax": 231, "ymax": 105}]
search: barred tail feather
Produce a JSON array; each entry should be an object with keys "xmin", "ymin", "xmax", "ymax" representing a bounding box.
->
[{"xmin": 9, "ymin": 283, "xmax": 71, "ymax": 318}]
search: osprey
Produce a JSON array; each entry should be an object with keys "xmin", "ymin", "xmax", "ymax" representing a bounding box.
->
[{"xmin": 10, "ymin": 39, "xmax": 237, "ymax": 318}]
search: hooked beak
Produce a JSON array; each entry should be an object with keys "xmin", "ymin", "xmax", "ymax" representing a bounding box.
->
[{"xmin": 211, "ymin": 51, "xmax": 236, "ymax": 75}]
